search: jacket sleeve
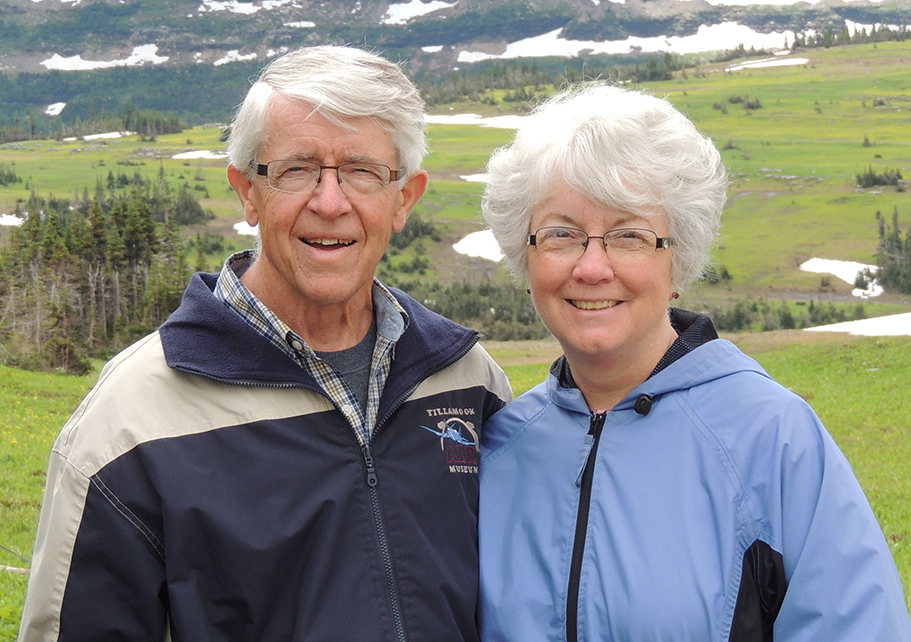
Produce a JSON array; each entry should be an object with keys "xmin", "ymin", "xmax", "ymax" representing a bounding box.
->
[
  {"xmin": 768, "ymin": 400, "xmax": 911, "ymax": 641},
  {"xmin": 18, "ymin": 441, "xmax": 169, "ymax": 642}
]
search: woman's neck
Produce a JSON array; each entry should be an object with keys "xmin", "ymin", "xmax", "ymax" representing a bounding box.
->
[{"xmin": 564, "ymin": 321, "xmax": 679, "ymax": 412}]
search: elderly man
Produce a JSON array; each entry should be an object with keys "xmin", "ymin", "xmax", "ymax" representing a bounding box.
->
[{"xmin": 19, "ymin": 46, "xmax": 511, "ymax": 642}]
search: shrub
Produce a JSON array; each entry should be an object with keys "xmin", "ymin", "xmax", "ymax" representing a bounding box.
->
[{"xmin": 857, "ymin": 166, "xmax": 902, "ymax": 188}]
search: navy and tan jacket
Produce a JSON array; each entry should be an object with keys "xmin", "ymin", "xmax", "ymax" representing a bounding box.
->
[{"xmin": 20, "ymin": 272, "xmax": 512, "ymax": 642}]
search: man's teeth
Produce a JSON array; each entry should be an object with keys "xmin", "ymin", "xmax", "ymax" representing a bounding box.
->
[
  {"xmin": 305, "ymin": 238, "xmax": 353, "ymax": 247},
  {"xmin": 572, "ymin": 300, "xmax": 617, "ymax": 310}
]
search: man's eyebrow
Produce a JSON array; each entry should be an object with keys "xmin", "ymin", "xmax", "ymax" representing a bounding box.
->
[
  {"xmin": 274, "ymin": 152, "xmax": 390, "ymax": 165},
  {"xmin": 340, "ymin": 153, "xmax": 391, "ymax": 165},
  {"xmin": 276, "ymin": 152, "xmax": 317, "ymax": 162}
]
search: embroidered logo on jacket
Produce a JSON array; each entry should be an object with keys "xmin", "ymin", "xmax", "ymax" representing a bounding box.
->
[{"xmin": 420, "ymin": 411, "xmax": 479, "ymax": 474}]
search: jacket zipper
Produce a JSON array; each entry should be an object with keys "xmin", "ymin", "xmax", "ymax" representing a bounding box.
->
[
  {"xmin": 185, "ymin": 370, "xmax": 411, "ymax": 640},
  {"xmin": 361, "ymin": 443, "xmax": 408, "ymax": 642},
  {"xmin": 353, "ymin": 336, "xmax": 478, "ymax": 642},
  {"xmin": 567, "ymin": 412, "xmax": 606, "ymax": 642}
]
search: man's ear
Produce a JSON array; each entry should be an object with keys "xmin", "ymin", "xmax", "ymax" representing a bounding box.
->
[
  {"xmin": 392, "ymin": 169, "xmax": 428, "ymax": 233},
  {"xmin": 227, "ymin": 165, "xmax": 260, "ymax": 227}
]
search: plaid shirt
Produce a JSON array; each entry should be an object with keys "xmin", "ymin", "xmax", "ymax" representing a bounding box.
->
[{"xmin": 212, "ymin": 250, "xmax": 408, "ymax": 445}]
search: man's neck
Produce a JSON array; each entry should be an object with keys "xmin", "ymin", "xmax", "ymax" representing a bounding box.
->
[
  {"xmin": 283, "ymin": 299, "xmax": 375, "ymax": 352},
  {"xmin": 240, "ymin": 263, "xmax": 375, "ymax": 352}
]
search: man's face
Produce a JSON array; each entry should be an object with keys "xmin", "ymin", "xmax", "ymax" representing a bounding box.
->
[{"xmin": 229, "ymin": 96, "xmax": 426, "ymax": 324}]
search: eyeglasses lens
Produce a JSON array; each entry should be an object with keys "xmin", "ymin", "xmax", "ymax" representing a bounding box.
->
[{"xmin": 267, "ymin": 160, "xmax": 393, "ymax": 195}]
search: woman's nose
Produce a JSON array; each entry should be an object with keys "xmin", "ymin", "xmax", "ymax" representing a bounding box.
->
[{"xmin": 572, "ymin": 240, "xmax": 617, "ymax": 283}]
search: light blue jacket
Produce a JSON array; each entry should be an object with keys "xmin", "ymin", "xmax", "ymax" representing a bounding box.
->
[{"xmin": 479, "ymin": 338, "xmax": 911, "ymax": 641}]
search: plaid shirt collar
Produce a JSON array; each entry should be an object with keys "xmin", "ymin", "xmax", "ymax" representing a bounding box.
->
[{"xmin": 212, "ymin": 250, "xmax": 409, "ymax": 444}]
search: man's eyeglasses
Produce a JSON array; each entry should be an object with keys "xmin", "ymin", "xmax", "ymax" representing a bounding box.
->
[
  {"xmin": 252, "ymin": 159, "xmax": 404, "ymax": 195},
  {"xmin": 528, "ymin": 226, "xmax": 672, "ymax": 260}
]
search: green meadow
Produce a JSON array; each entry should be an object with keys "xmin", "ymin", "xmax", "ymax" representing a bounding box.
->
[
  {"xmin": 652, "ymin": 42, "xmax": 911, "ymax": 300},
  {"xmin": 2, "ymin": 40, "xmax": 911, "ymax": 636},
  {"xmin": 0, "ymin": 366, "xmax": 97, "ymax": 639},
  {"xmin": 4, "ymin": 42, "xmax": 911, "ymax": 302}
]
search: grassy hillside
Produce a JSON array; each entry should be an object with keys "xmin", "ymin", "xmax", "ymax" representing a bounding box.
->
[
  {"xmin": 3, "ymin": 42, "xmax": 911, "ymax": 308},
  {"xmin": 652, "ymin": 42, "xmax": 911, "ymax": 302},
  {"xmin": 0, "ymin": 365, "xmax": 98, "ymax": 640}
]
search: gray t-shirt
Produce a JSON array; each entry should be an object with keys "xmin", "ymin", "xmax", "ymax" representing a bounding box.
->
[{"xmin": 314, "ymin": 318, "xmax": 378, "ymax": 413}]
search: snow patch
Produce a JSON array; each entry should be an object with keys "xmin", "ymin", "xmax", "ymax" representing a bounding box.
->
[
  {"xmin": 83, "ymin": 131, "xmax": 135, "ymax": 140},
  {"xmin": 214, "ymin": 50, "xmax": 257, "ymax": 66},
  {"xmin": 199, "ymin": 0, "xmax": 261, "ymax": 14},
  {"xmin": 704, "ymin": 0, "xmax": 821, "ymax": 6},
  {"xmin": 173, "ymin": 150, "xmax": 228, "ymax": 160},
  {"xmin": 805, "ymin": 313, "xmax": 911, "ymax": 336},
  {"xmin": 234, "ymin": 221, "xmax": 258, "ymax": 236},
  {"xmin": 198, "ymin": 0, "xmax": 297, "ymax": 14},
  {"xmin": 453, "ymin": 230, "xmax": 503, "ymax": 262},
  {"xmin": 41, "ymin": 45, "xmax": 168, "ymax": 71},
  {"xmin": 383, "ymin": 0, "xmax": 457, "ymax": 25},
  {"xmin": 458, "ymin": 22, "xmax": 796, "ymax": 61},
  {"xmin": 0, "ymin": 214, "xmax": 24, "ymax": 227},
  {"xmin": 45, "ymin": 102, "xmax": 66, "ymax": 116},
  {"xmin": 800, "ymin": 258, "xmax": 882, "ymax": 298},
  {"xmin": 726, "ymin": 56, "xmax": 808, "ymax": 71},
  {"xmin": 425, "ymin": 113, "xmax": 525, "ymax": 129}
]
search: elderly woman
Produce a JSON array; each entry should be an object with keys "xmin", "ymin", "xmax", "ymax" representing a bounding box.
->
[{"xmin": 478, "ymin": 84, "xmax": 911, "ymax": 642}]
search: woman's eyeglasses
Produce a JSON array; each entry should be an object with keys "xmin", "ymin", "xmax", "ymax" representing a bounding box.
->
[{"xmin": 528, "ymin": 226, "xmax": 672, "ymax": 261}]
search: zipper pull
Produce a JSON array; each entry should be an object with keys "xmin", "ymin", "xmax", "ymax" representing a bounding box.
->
[
  {"xmin": 589, "ymin": 412, "xmax": 606, "ymax": 437},
  {"xmin": 576, "ymin": 413, "xmax": 607, "ymax": 486},
  {"xmin": 361, "ymin": 444, "xmax": 378, "ymax": 488}
]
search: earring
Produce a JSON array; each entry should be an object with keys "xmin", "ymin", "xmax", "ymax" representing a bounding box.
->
[
  {"xmin": 671, "ymin": 292, "xmax": 680, "ymax": 300},
  {"xmin": 526, "ymin": 288, "xmax": 531, "ymax": 295}
]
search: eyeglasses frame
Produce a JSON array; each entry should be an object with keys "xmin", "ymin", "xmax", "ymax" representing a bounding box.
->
[
  {"xmin": 527, "ymin": 226, "xmax": 673, "ymax": 254},
  {"xmin": 251, "ymin": 159, "xmax": 405, "ymax": 193}
]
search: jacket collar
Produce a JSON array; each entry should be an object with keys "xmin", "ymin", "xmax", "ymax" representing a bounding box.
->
[
  {"xmin": 159, "ymin": 273, "xmax": 479, "ymax": 413},
  {"xmin": 551, "ymin": 307, "xmax": 718, "ymax": 390},
  {"xmin": 546, "ymin": 309, "xmax": 767, "ymax": 414}
]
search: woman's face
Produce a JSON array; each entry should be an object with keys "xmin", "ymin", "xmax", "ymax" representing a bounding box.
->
[{"xmin": 527, "ymin": 183, "xmax": 677, "ymax": 368}]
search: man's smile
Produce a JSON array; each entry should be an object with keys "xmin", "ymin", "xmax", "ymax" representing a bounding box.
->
[{"xmin": 302, "ymin": 238, "xmax": 356, "ymax": 248}]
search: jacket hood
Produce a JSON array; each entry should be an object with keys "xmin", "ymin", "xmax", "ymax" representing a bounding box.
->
[
  {"xmin": 547, "ymin": 335, "xmax": 772, "ymax": 416},
  {"xmin": 159, "ymin": 272, "xmax": 479, "ymax": 405}
]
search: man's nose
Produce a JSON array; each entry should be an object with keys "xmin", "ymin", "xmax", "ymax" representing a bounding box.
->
[{"xmin": 308, "ymin": 168, "xmax": 351, "ymax": 216}]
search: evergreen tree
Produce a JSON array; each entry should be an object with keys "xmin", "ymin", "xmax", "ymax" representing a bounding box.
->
[
  {"xmin": 876, "ymin": 208, "xmax": 911, "ymax": 294},
  {"xmin": 0, "ymin": 178, "xmax": 210, "ymax": 371}
]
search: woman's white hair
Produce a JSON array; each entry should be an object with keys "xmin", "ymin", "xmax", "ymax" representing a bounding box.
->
[
  {"xmin": 227, "ymin": 45, "xmax": 427, "ymax": 181},
  {"xmin": 481, "ymin": 83, "xmax": 728, "ymax": 290}
]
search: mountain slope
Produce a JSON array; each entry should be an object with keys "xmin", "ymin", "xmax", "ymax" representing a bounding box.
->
[{"xmin": 2, "ymin": 0, "xmax": 910, "ymax": 75}]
